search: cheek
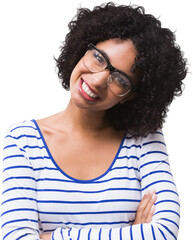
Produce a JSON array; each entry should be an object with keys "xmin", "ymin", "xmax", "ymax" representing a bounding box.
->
[
  {"xmin": 105, "ymin": 93, "xmax": 122, "ymax": 108},
  {"xmin": 69, "ymin": 59, "xmax": 85, "ymax": 86}
]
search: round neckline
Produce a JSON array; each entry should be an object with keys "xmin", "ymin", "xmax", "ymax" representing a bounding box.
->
[{"xmin": 32, "ymin": 119, "xmax": 126, "ymax": 183}]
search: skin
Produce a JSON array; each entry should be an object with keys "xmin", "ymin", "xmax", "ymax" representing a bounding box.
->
[{"xmin": 38, "ymin": 39, "xmax": 157, "ymax": 239}]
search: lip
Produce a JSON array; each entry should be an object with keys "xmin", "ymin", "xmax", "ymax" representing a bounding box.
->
[{"xmin": 78, "ymin": 78, "xmax": 101, "ymax": 102}]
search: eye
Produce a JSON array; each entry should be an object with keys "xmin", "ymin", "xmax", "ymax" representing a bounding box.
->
[
  {"xmin": 93, "ymin": 51, "xmax": 105, "ymax": 65},
  {"xmin": 114, "ymin": 75, "xmax": 130, "ymax": 89}
]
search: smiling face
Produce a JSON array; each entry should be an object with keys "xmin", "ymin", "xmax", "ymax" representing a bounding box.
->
[{"xmin": 69, "ymin": 38, "xmax": 138, "ymax": 112}]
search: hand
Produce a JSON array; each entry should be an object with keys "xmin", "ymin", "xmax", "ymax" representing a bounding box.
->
[
  {"xmin": 40, "ymin": 233, "xmax": 51, "ymax": 240},
  {"xmin": 133, "ymin": 190, "xmax": 157, "ymax": 225}
]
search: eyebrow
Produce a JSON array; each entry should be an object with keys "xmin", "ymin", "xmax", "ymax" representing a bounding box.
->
[{"xmin": 99, "ymin": 49, "xmax": 111, "ymax": 62}]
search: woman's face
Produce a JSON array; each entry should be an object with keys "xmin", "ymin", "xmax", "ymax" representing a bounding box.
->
[{"xmin": 69, "ymin": 38, "xmax": 138, "ymax": 112}]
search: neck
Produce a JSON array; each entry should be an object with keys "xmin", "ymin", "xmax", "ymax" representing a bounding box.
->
[{"xmin": 60, "ymin": 100, "xmax": 109, "ymax": 133}]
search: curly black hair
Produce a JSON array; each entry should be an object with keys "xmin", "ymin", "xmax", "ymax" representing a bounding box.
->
[{"xmin": 55, "ymin": 2, "xmax": 187, "ymax": 137}]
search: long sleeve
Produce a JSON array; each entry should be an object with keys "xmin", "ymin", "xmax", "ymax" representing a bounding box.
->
[
  {"xmin": 50, "ymin": 131, "xmax": 180, "ymax": 239},
  {"xmin": 1, "ymin": 122, "xmax": 180, "ymax": 240},
  {"xmin": 1, "ymin": 127, "xmax": 40, "ymax": 240}
]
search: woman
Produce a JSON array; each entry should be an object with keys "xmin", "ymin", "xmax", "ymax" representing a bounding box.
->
[{"xmin": 1, "ymin": 2, "xmax": 187, "ymax": 239}]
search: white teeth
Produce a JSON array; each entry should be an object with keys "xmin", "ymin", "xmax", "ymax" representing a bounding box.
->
[{"xmin": 82, "ymin": 81, "xmax": 98, "ymax": 99}]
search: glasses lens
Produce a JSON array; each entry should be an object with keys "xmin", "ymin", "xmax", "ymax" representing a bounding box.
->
[
  {"xmin": 83, "ymin": 49, "xmax": 107, "ymax": 72},
  {"xmin": 108, "ymin": 72, "xmax": 131, "ymax": 96}
]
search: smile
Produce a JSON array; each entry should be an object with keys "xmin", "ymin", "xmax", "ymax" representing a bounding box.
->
[
  {"xmin": 82, "ymin": 81, "xmax": 98, "ymax": 99},
  {"xmin": 79, "ymin": 79, "xmax": 100, "ymax": 101}
]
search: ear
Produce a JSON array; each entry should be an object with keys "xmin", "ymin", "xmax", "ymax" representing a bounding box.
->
[{"xmin": 119, "ymin": 91, "xmax": 138, "ymax": 104}]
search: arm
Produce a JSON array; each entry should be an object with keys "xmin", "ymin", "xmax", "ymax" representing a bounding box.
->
[
  {"xmin": 1, "ymin": 127, "xmax": 41, "ymax": 239},
  {"xmin": 40, "ymin": 191, "xmax": 157, "ymax": 239}
]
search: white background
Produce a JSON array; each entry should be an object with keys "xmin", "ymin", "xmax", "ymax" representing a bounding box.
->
[{"xmin": 0, "ymin": 0, "xmax": 192, "ymax": 239}]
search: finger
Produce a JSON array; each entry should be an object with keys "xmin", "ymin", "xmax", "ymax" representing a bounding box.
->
[
  {"xmin": 145, "ymin": 205, "xmax": 156, "ymax": 223},
  {"xmin": 138, "ymin": 191, "xmax": 153, "ymax": 211},
  {"xmin": 142, "ymin": 193, "xmax": 157, "ymax": 221},
  {"xmin": 40, "ymin": 234, "xmax": 51, "ymax": 240},
  {"xmin": 141, "ymin": 192, "xmax": 157, "ymax": 222},
  {"xmin": 135, "ymin": 191, "xmax": 153, "ymax": 222}
]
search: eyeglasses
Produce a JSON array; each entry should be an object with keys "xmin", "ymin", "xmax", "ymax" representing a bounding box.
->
[{"xmin": 83, "ymin": 43, "xmax": 136, "ymax": 97}]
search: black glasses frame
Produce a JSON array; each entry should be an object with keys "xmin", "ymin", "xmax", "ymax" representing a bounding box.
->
[{"xmin": 88, "ymin": 43, "xmax": 137, "ymax": 91}]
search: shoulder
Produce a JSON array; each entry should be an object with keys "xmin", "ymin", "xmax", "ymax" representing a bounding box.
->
[
  {"xmin": 6, "ymin": 120, "xmax": 37, "ymax": 137},
  {"xmin": 123, "ymin": 129, "xmax": 167, "ymax": 153},
  {"xmin": 4, "ymin": 120, "xmax": 39, "ymax": 147}
]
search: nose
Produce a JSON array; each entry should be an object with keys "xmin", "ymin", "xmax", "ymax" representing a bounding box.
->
[{"xmin": 91, "ymin": 70, "xmax": 110, "ymax": 88}]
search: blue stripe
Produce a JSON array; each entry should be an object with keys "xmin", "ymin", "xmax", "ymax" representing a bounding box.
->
[
  {"xmin": 141, "ymin": 224, "xmax": 145, "ymax": 240},
  {"xmin": 122, "ymin": 144, "xmax": 141, "ymax": 150},
  {"xmin": 142, "ymin": 180, "xmax": 176, "ymax": 191},
  {"xmin": 156, "ymin": 189, "xmax": 179, "ymax": 196},
  {"xmin": 158, "ymin": 223, "xmax": 177, "ymax": 240},
  {"xmin": 77, "ymin": 228, "xmax": 81, "ymax": 240},
  {"xmin": 149, "ymin": 131, "xmax": 164, "ymax": 136},
  {"xmin": 88, "ymin": 228, "xmax": 91, "ymax": 240},
  {"xmin": 140, "ymin": 160, "xmax": 170, "ymax": 169},
  {"xmin": 161, "ymin": 218, "xmax": 179, "ymax": 228},
  {"xmin": 36, "ymin": 176, "xmax": 140, "ymax": 184},
  {"xmin": 1, "ymin": 197, "xmax": 140, "ymax": 205},
  {"xmin": 41, "ymin": 220, "xmax": 133, "ymax": 226},
  {"xmin": 68, "ymin": 228, "xmax": 72, "ymax": 236},
  {"xmin": 3, "ymin": 154, "xmax": 25, "ymax": 161},
  {"xmin": 117, "ymin": 155, "xmax": 139, "ymax": 160},
  {"xmin": 60, "ymin": 228, "xmax": 64, "ymax": 240},
  {"xmin": 37, "ymin": 198, "xmax": 140, "ymax": 204},
  {"xmin": 2, "ymin": 187, "xmax": 36, "ymax": 195},
  {"xmin": 119, "ymin": 228, "xmax": 122, "ymax": 240},
  {"xmin": 3, "ymin": 176, "xmax": 36, "ymax": 183},
  {"xmin": 1, "ymin": 218, "xmax": 38, "ymax": 228},
  {"xmin": 1, "ymin": 197, "xmax": 37, "ymax": 205},
  {"xmin": 16, "ymin": 233, "xmax": 29, "ymax": 239},
  {"xmin": 19, "ymin": 148, "xmax": 26, "ymax": 153},
  {"xmin": 49, "ymin": 198, "xmax": 139, "ymax": 204},
  {"xmin": 109, "ymin": 228, "xmax": 112, "ymax": 240},
  {"xmin": 38, "ymin": 187, "xmax": 141, "ymax": 194},
  {"xmin": 99, "ymin": 228, "xmax": 102, "ymax": 240},
  {"xmin": 23, "ymin": 145, "xmax": 46, "ymax": 149},
  {"xmin": 155, "ymin": 199, "xmax": 180, "ymax": 207},
  {"xmin": 33, "ymin": 167, "xmax": 57, "ymax": 171},
  {"xmin": 151, "ymin": 224, "xmax": 156, "ymax": 240},
  {"xmin": 140, "ymin": 151, "xmax": 168, "ymax": 159},
  {"xmin": 158, "ymin": 227, "xmax": 167, "ymax": 240},
  {"xmin": 2, "ymin": 186, "xmax": 141, "ymax": 194},
  {"xmin": 3, "ymin": 227, "xmax": 26, "ymax": 240},
  {"xmin": 143, "ymin": 140, "xmax": 166, "ymax": 146},
  {"xmin": 130, "ymin": 226, "xmax": 133, "ymax": 240},
  {"xmin": 155, "ymin": 210, "xmax": 180, "ymax": 218},
  {"xmin": 3, "ymin": 165, "xmax": 33, "ymax": 172},
  {"xmin": 1, "ymin": 208, "xmax": 38, "ymax": 217},
  {"xmin": 52, "ymin": 231, "xmax": 54, "ymax": 240},
  {"xmin": 38, "ymin": 210, "xmax": 136, "ymax": 215},
  {"xmin": 141, "ymin": 170, "xmax": 172, "ymax": 180},
  {"xmin": 29, "ymin": 156, "xmax": 50, "ymax": 160},
  {"xmin": 5, "ymin": 134, "xmax": 41, "ymax": 140},
  {"xmin": 3, "ymin": 144, "xmax": 17, "ymax": 150},
  {"xmin": 10, "ymin": 125, "xmax": 37, "ymax": 132},
  {"xmin": 110, "ymin": 166, "xmax": 139, "ymax": 172}
]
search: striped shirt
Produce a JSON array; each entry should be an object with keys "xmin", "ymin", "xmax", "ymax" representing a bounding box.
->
[{"xmin": 1, "ymin": 120, "xmax": 180, "ymax": 240}]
